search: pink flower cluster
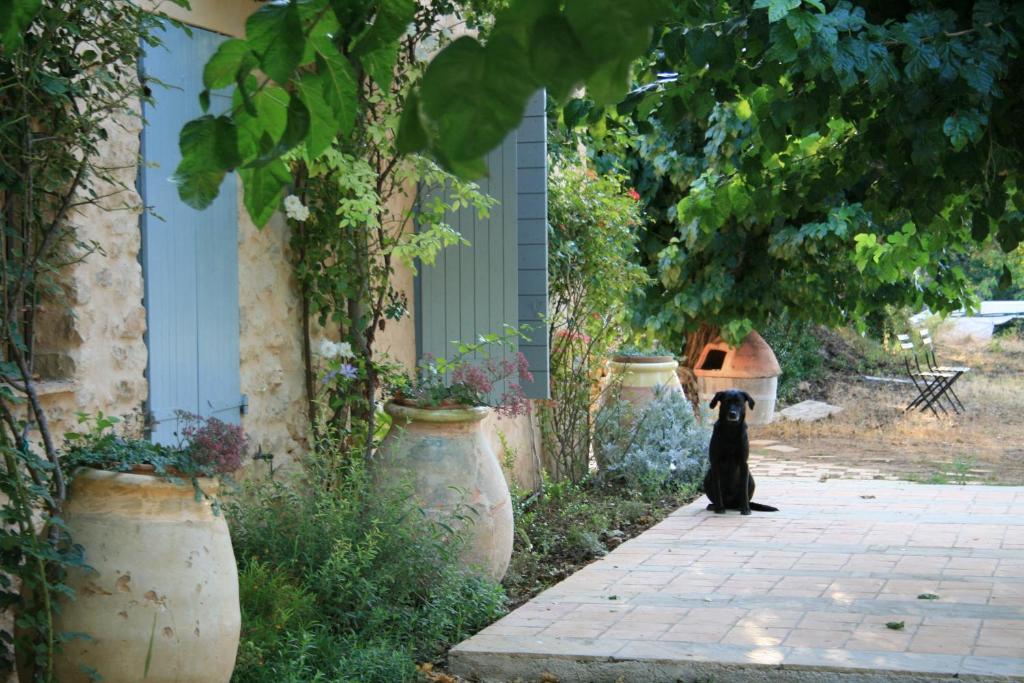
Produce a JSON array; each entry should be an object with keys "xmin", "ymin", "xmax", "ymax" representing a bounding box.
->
[
  {"xmin": 452, "ymin": 363, "xmax": 494, "ymax": 395},
  {"xmin": 181, "ymin": 415, "xmax": 248, "ymax": 474},
  {"xmin": 451, "ymin": 352, "xmax": 534, "ymax": 416}
]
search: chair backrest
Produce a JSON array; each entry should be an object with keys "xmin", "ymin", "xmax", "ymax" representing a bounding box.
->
[
  {"xmin": 917, "ymin": 328, "xmax": 939, "ymax": 365},
  {"xmin": 897, "ymin": 332, "xmax": 929, "ymax": 374}
]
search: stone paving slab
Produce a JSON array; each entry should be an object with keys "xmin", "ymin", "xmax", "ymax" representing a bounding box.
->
[
  {"xmin": 748, "ymin": 452, "xmax": 901, "ymax": 481},
  {"xmin": 451, "ymin": 478, "xmax": 1024, "ymax": 682},
  {"xmin": 777, "ymin": 400, "xmax": 845, "ymax": 422}
]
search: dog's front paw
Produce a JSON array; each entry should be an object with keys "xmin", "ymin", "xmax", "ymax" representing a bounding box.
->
[
  {"xmin": 714, "ymin": 507, "xmax": 726, "ymax": 514},
  {"xmin": 741, "ymin": 509, "xmax": 752, "ymax": 516}
]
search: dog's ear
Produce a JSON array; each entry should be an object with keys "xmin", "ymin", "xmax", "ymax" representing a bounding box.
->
[
  {"xmin": 710, "ymin": 391, "xmax": 724, "ymax": 409},
  {"xmin": 742, "ymin": 391, "xmax": 756, "ymax": 409}
]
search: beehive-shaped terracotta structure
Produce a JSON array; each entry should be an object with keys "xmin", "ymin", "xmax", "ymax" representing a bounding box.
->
[{"xmin": 694, "ymin": 331, "xmax": 780, "ymax": 424}]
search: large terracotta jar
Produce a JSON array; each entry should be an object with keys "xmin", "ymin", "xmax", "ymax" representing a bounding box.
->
[
  {"xmin": 607, "ymin": 354, "xmax": 687, "ymax": 411},
  {"xmin": 376, "ymin": 402, "xmax": 513, "ymax": 581},
  {"xmin": 48, "ymin": 468, "xmax": 240, "ymax": 683}
]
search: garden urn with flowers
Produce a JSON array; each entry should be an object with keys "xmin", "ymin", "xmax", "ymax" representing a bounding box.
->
[
  {"xmin": 374, "ymin": 340, "xmax": 532, "ymax": 581},
  {"xmin": 29, "ymin": 413, "xmax": 245, "ymax": 683}
]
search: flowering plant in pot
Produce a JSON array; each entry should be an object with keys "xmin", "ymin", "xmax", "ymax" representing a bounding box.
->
[
  {"xmin": 63, "ymin": 411, "xmax": 246, "ymax": 484},
  {"xmin": 376, "ymin": 330, "xmax": 533, "ymax": 580},
  {"xmin": 611, "ymin": 343, "xmax": 676, "ymax": 363},
  {"xmin": 34, "ymin": 413, "xmax": 246, "ymax": 683},
  {"xmin": 398, "ymin": 352, "xmax": 533, "ymax": 419}
]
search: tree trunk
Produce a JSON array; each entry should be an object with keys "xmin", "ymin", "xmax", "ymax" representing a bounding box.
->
[{"xmin": 678, "ymin": 322, "xmax": 719, "ymax": 411}]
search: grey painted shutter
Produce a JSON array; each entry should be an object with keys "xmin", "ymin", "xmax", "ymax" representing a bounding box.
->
[
  {"xmin": 139, "ymin": 23, "xmax": 242, "ymax": 444},
  {"xmin": 517, "ymin": 91, "xmax": 549, "ymax": 397},
  {"xmin": 417, "ymin": 91, "xmax": 549, "ymax": 399}
]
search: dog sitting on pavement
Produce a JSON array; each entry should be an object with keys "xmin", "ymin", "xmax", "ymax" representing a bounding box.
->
[{"xmin": 703, "ymin": 389, "xmax": 778, "ymax": 515}]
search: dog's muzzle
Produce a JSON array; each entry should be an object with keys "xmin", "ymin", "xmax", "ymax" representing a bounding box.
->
[{"xmin": 726, "ymin": 411, "xmax": 741, "ymax": 422}]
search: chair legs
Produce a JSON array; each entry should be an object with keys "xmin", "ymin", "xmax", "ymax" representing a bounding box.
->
[{"xmin": 903, "ymin": 359, "xmax": 961, "ymax": 418}]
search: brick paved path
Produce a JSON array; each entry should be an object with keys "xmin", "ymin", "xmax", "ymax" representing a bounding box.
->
[{"xmin": 451, "ymin": 478, "xmax": 1024, "ymax": 682}]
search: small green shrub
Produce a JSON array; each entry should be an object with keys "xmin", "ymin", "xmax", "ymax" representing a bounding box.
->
[
  {"xmin": 565, "ymin": 528, "xmax": 607, "ymax": 560},
  {"xmin": 227, "ymin": 441, "xmax": 506, "ymax": 683},
  {"xmin": 593, "ymin": 386, "xmax": 711, "ymax": 492},
  {"xmin": 994, "ymin": 318, "xmax": 1024, "ymax": 339},
  {"xmin": 503, "ymin": 475, "xmax": 698, "ymax": 606},
  {"xmin": 543, "ymin": 162, "xmax": 651, "ymax": 483},
  {"xmin": 760, "ymin": 315, "xmax": 824, "ymax": 403}
]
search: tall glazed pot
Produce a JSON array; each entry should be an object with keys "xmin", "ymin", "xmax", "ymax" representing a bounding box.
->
[
  {"xmin": 42, "ymin": 468, "xmax": 240, "ymax": 683},
  {"xmin": 375, "ymin": 402, "xmax": 513, "ymax": 581}
]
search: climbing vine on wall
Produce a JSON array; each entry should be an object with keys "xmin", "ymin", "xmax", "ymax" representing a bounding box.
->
[
  {"xmin": 279, "ymin": 2, "xmax": 498, "ymax": 458},
  {"xmin": 0, "ymin": 2, "xmax": 186, "ymax": 679}
]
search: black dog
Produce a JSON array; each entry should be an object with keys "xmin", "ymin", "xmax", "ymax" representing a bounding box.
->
[{"xmin": 703, "ymin": 389, "xmax": 778, "ymax": 515}]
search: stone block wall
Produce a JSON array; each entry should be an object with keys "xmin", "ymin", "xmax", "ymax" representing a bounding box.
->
[{"xmin": 35, "ymin": 99, "xmax": 150, "ymax": 443}]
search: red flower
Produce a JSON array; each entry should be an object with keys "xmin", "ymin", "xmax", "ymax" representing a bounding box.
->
[{"xmin": 628, "ymin": 188, "xmax": 641, "ymax": 201}]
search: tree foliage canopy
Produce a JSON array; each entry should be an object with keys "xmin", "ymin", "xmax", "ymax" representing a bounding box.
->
[{"xmin": 569, "ymin": 0, "xmax": 1024, "ymax": 344}]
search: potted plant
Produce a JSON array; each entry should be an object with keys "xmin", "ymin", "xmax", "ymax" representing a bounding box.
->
[
  {"xmin": 375, "ymin": 334, "xmax": 532, "ymax": 581},
  {"xmin": 605, "ymin": 344, "xmax": 687, "ymax": 410},
  {"xmin": 36, "ymin": 412, "xmax": 245, "ymax": 683}
]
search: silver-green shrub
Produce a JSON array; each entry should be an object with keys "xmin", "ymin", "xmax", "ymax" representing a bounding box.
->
[{"xmin": 594, "ymin": 385, "xmax": 711, "ymax": 491}]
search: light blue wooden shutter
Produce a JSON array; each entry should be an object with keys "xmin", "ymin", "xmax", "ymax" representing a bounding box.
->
[
  {"xmin": 139, "ymin": 24, "xmax": 242, "ymax": 444},
  {"xmin": 417, "ymin": 91, "xmax": 549, "ymax": 399}
]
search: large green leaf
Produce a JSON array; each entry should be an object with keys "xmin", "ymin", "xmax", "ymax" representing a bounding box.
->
[
  {"xmin": 296, "ymin": 72, "xmax": 338, "ymax": 157},
  {"xmin": 418, "ymin": 37, "xmax": 488, "ymax": 156},
  {"xmin": 299, "ymin": 1, "xmax": 341, "ymax": 64},
  {"xmin": 585, "ymin": 58, "xmax": 633, "ymax": 107},
  {"xmin": 234, "ymin": 86, "xmax": 290, "ymax": 162},
  {"xmin": 395, "ymin": 88, "xmax": 427, "ymax": 155},
  {"xmin": 565, "ymin": 0, "xmax": 657, "ymax": 63},
  {"xmin": 203, "ymin": 39, "xmax": 254, "ymax": 90},
  {"xmin": 359, "ymin": 42, "xmax": 399, "ymax": 91},
  {"xmin": 173, "ymin": 115, "xmax": 241, "ymax": 209},
  {"xmin": 352, "ymin": 0, "xmax": 415, "ymax": 56},
  {"xmin": 312, "ymin": 36, "xmax": 357, "ymax": 134},
  {"xmin": 0, "ymin": 0, "xmax": 40, "ymax": 51},
  {"xmin": 528, "ymin": 15, "xmax": 591, "ymax": 101},
  {"xmin": 239, "ymin": 159, "xmax": 291, "ymax": 227},
  {"xmin": 753, "ymin": 0, "xmax": 802, "ymax": 23},
  {"xmin": 245, "ymin": 3, "xmax": 305, "ymax": 85},
  {"xmin": 419, "ymin": 32, "xmax": 537, "ymax": 167}
]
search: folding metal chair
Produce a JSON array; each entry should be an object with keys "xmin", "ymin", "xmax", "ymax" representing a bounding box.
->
[
  {"xmin": 897, "ymin": 334, "xmax": 958, "ymax": 418},
  {"xmin": 918, "ymin": 328, "xmax": 969, "ymax": 412}
]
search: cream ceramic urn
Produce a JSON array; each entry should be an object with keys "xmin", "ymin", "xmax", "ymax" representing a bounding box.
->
[
  {"xmin": 376, "ymin": 402, "xmax": 514, "ymax": 581},
  {"xmin": 606, "ymin": 354, "xmax": 687, "ymax": 410},
  {"xmin": 49, "ymin": 468, "xmax": 240, "ymax": 683}
]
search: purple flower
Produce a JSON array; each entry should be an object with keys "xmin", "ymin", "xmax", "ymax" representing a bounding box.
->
[{"xmin": 321, "ymin": 363, "xmax": 358, "ymax": 385}]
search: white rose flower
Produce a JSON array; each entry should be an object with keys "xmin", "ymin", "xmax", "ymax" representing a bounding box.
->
[
  {"xmin": 336, "ymin": 341, "xmax": 355, "ymax": 359},
  {"xmin": 283, "ymin": 194, "xmax": 310, "ymax": 222},
  {"xmin": 317, "ymin": 339, "xmax": 340, "ymax": 358}
]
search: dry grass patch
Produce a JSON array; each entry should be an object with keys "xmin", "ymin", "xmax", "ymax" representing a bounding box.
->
[{"xmin": 754, "ymin": 334, "xmax": 1024, "ymax": 485}]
